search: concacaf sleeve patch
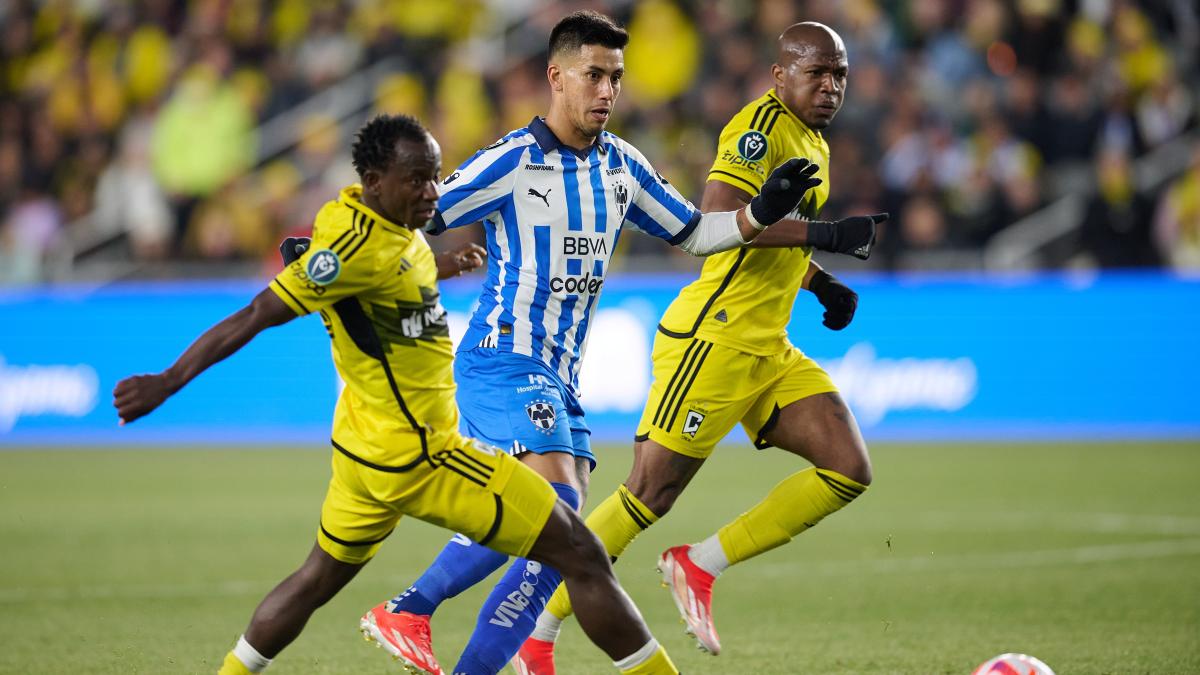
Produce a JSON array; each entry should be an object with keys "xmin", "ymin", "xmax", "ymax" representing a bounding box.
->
[
  {"xmin": 736, "ymin": 130, "xmax": 769, "ymax": 161},
  {"xmin": 305, "ymin": 248, "xmax": 342, "ymax": 285}
]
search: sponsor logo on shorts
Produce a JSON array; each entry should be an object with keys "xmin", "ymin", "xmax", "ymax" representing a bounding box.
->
[
  {"xmin": 525, "ymin": 400, "xmax": 557, "ymax": 432},
  {"xmin": 305, "ymin": 248, "xmax": 341, "ymax": 285},
  {"xmin": 682, "ymin": 410, "xmax": 706, "ymax": 438}
]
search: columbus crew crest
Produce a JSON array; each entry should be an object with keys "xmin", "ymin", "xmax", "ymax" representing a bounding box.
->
[{"xmin": 525, "ymin": 401, "xmax": 557, "ymax": 431}]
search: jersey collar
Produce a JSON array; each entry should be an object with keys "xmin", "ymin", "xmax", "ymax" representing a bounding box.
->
[
  {"xmin": 339, "ymin": 184, "xmax": 414, "ymax": 237},
  {"xmin": 529, "ymin": 116, "xmax": 605, "ymax": 160}
]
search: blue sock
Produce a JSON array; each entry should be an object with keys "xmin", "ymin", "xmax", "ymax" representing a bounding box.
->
[
  {"xmin": 453, "ymin": 482, "xmax": 579, "ymax": 675},
  {"xmin": 387, "ymin": 532, "xmax": 508, "ymax": 616}
]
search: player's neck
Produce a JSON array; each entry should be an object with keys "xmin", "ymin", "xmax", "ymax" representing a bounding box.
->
[{"xmin": 543, "ymin": 108, "xmax": 597, "ymax": 151}]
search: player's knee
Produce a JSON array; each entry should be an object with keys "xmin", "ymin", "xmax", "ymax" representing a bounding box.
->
[
  {"xmin": 835, "ymin": 449, "xmax": 873, "ymax": 487},
  {"xmin": 544, "ymin": 506, "xmax": 609, "ymax": 578},
  {"xmin": 530, "ymin": 503, "xmax": 603, "ymax": 577}
]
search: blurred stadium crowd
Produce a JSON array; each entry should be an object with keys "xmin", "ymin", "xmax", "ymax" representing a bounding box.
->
[{"xmin": 1, "ymin": 0, "xmax": 1198, "ymax": 284}]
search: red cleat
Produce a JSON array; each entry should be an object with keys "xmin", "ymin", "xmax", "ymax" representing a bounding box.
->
[
  {"xmin": 359, "ymin": 603, "xmax": 444, "ymax": 675},
  {"xmin": 510, "ymin": 636, "xmax": 557, "ymax": 675},
  {"xmin": 657, "ymin": 545, "xmax": 721, "ymax": 655}
]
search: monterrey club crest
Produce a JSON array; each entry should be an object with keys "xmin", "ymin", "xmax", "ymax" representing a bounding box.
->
[
  {"xmin": 526, "ymin": 401, "xmax": 557, "ymax": 432},
  {"xmin": 306, "ymin": 248, "xmax": 341, "ymax": 285},
  {"xmin": 737, "ymin": 130, "xmax": 768, "ymax": 162},
  {"xmin": 614, "ymin": 181, "xmax": 628, "ymax": 216}
]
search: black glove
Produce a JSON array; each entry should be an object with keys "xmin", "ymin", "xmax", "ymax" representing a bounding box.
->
[
  {"xmin": 279, "ymin": 236, "xmax": 311, "ymax": 265},
  {"xmin": 806, "ymin": 213, "xmax": 888, "ymax": 260},
  {"xmin": 809, "ymin": 269, "xmax": 857, "ymax": 330},
  {"xmin": 748, "ymin": 158, "xmax": 822, "ymax": 227}
]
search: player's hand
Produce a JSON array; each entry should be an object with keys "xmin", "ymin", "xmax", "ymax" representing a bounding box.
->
[
  {"xmin": 748, "ymin": 158, "xmax": 822, "ymax": 227},
  {"xmin": 809, "ymin": 269, "xmax": 858, "ymax": 330},
  {"xmin": 808, "ymin": 213, "xmax": 888, "ymax": 260},
  {"xmin": 279, "ymin": 236, "xmax": 311, "ymax": 265},
  {"xmin": 113, "ymin": 373, "xmax": 173, "ymax": 425},
  {"xmin": 436, "ymin": 243, "xmax": 487, "ymax": 280}
]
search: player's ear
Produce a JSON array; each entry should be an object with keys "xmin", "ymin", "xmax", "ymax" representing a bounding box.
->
[
  {"xmin": 361, "ymin": 168, "xmax": 381, "ymax": 197},
  {"xmin": 547, "ymin": 63, "xmax": 564, "ymax": 92},
  {"xmin": 771, "ymin": 63, "xmax": 785, "ymax": 88}
]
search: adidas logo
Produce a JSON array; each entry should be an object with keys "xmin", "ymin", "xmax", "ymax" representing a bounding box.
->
[{"xmin": 713, "ymin": 309, "xmax": 728, "ymax": 323}]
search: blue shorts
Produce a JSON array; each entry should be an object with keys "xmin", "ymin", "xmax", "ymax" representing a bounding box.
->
[{"xmin": 454, "ymin": 348, "xmax": 595, "ymax": 469}]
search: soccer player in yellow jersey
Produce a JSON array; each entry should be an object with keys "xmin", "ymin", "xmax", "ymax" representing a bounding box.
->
[
  {"xmin": 112, "ymin": 114, "xmax": 684, "ymax": 675},
  {"xmin": 514, "ymin": 23, "xmax": 888, "ymax": 672}
]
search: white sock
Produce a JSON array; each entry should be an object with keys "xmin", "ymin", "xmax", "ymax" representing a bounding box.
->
[
  {"xmin": 688, "ymin": 535, "xmax": 729, "ymax": 577},
  {"xmin": 612, "ymin": 638, "xmax": 659, "ymax": 670},
  {"xmin": 530, "ymin": 610, "xmax": 562, "ymax": 643},
  {"xmin": 233, "ymin": 635, "xmax": 272, "ymax": 673}
]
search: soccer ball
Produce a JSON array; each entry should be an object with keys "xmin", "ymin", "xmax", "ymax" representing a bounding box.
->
[{"xmin": 972, "ymin": 653, "xmax": 1055, "ymax": 675}]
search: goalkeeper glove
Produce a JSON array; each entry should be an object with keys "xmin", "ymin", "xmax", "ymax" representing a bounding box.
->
[
  {"xmin": 747, "ymin": 158, "xmax": 822, "ymax": 228},
  {"xmin": 809, "ymin": 269, "xmax": 858, "ymax": 330},
  {"xmin": 806, "ymin": 213, "xmax": 888, "ymax": 260},
  {"xmin": 279, "ymin": 236, "xmax": 311, "ymax": 265}
]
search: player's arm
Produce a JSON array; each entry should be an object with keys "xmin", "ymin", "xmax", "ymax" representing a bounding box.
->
[
  {"xmin": 626, "ymin": 150, "xmax": 821, "ymax": 255},
  {"xmin": 113, "ymin": 289, "xmax": 297, "ymax": 424},
  {"xmin": 700, "ymin": 180, "xmax": 886, "ymax": 258}
]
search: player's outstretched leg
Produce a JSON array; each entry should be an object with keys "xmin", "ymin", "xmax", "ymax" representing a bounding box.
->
[
  {"xmin": 516, "ymin": 444, "xmax": 702, "ymax": 674},
  {"xmin": 527, "ymin": 500, "xmax": 679, "ymax": 675},
  {"xmin": 360, "ymin": 534, "xmax": 508, "ymax": 674},
  {"xmin": 453, "ymin": 483, "xmax": 579, "ymax": 675},
  {"xmin": 665, "ymin": 392, "xmax": 871, "ymax": 654},
  {"xmin": 218, "ymin": 543, "xmax": 362, "ymax": 674}
]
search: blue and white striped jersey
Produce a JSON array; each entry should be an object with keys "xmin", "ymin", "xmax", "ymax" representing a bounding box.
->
[{"xmin": 431, "ymin": 117, "xmax": 702, "ymax": 394}]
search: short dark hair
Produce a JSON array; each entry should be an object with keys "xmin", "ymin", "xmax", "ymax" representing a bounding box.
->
[
  {"xmin": 351, "ymin": 113, "xmax": 430, "ymax": 177},
  {"xmin": 548, "ymin": 10, "xmax": 628, "ymax": 58}
]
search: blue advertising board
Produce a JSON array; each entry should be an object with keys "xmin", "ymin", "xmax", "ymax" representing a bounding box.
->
[{"xmin": 1, "ymin": 271, "xmax": 1197, "ymax": 445}]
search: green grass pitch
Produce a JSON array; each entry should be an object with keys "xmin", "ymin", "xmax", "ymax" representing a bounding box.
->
[{"xmin": 2, "ymin": 441, "xmax": 1198, "ymax": 674}]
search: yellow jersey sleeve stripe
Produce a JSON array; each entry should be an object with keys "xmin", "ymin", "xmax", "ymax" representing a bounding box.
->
[
  {"xmin": 750, "ymin": 101, "xmax": 784, "ymax": 133},
  {"xmin": 341, "ymin": 219, "xmax": 375, "ymax": 261},
  {"xmin": 269, "ymin": 278, "xmax": 310, "ymax": 315},
  {"xmin": 708, "ymin": 169, "xmax": 761, "ymax": 195}
]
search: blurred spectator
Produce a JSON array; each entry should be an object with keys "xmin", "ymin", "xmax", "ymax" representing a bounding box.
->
[
  {"xmin": 1, "ymin": 187, "xmax": 61, "ymax": 284},
  {"xmin": 0, "ymin": 0, "xmax": 1196, "ymax": 283},
  {"xmin": 151, "ymin": 58, "xmax": 257, "ymax": 247},
  {"xmin": 93, "ymin": 116, "xmax": 173, "ymax": 260},
  {"xmin": 1079, "ymin": 148, "xmax": 1161, "ymax": 268},
  {"xmin": 1154, "ymin": 146, "xmax": 1200, "ymax": 269}
]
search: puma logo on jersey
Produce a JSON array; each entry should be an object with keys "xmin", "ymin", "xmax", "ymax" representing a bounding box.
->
[{"xmin": 528, "ymin": 187, "xmax": 551, "ymax": 207}]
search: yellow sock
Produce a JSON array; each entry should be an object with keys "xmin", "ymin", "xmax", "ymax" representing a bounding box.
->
[
  {"xmin": 616, "ymin": 643, "xmax": 678, "ymax": 675},
  {"xmin": 545, "ymin": 484, "xmax": 659, "ymax": 620},
  {"xmin": 717, "ymin": 467, "xmax": 867, "ymax": 564},
  {"xmin": 217, "ymin": 651, "xmax": 253, "ymax": 675}
]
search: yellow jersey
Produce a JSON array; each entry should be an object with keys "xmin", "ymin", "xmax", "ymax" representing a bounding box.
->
[
  {"xmin": 658, "ymin": 88, "xmax": 831, "ymax": 355},
  {"xmin": 270, "ymin": 185, "xmax": 458, "ymax": 466}
]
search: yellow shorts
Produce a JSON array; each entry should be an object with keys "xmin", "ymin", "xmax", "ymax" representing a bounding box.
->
[
  {"xmin": 636, "ymin": 334, "xmax": 838, "ymax": 459},
  {"xmin": 316, "ymin": 430, "xmax": 557, "ymax": 564}
]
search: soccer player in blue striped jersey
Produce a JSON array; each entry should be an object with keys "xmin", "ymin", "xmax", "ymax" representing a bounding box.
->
[{"xmin": 358, "ymin": 10, "xmax": 823, "ymax": 675}]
